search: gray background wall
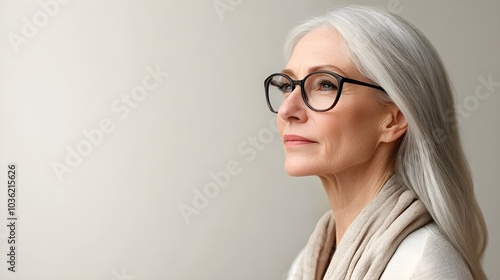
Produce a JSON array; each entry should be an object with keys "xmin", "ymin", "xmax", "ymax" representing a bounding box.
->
[{"xmin": 0, "ymin": 0, "xmax": 498, "ymax": 279}]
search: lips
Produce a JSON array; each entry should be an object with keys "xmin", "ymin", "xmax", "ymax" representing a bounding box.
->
[{"xmin": 283, "ymin": 134, "xmax": 317, "ymax": 147}]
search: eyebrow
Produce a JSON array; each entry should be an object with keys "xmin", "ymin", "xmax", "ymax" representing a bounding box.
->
[{"xmin": 281, "ymin": 64, "xmax": 347, "ymax": 78}]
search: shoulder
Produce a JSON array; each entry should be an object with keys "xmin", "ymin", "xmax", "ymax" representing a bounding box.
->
[{"xmin": 381, "ymin": 223, "xmax": 473, "ymax": 280}]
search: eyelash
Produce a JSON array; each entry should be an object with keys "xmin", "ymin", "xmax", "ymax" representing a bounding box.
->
[{"xmin": 317, "ymin": 79, "xmax": 337, "ymax": 90}]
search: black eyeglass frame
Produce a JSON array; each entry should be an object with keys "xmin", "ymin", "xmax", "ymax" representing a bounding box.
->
[{"xmin": 264, "ymin": 70, "xmax": 384, "ymax": 113}]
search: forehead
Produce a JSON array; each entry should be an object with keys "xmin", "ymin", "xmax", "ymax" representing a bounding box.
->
[{"xmin": 285, "ymin": 26, "xmax": 355, "ymax": 77}]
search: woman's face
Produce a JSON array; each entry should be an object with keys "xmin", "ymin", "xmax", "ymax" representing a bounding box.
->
[{"xmin": 277, "ymin": 27, "xmax": 396, "ymax": 178}]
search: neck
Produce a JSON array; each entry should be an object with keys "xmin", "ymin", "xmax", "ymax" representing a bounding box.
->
[{"xmin": 319, "ymin": 153, "xmax": 395, "ymax": 247}]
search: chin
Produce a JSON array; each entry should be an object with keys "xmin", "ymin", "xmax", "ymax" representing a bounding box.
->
[{"xmin": 284, "ymin": 158, "xmax": 320, "ymax": 177}]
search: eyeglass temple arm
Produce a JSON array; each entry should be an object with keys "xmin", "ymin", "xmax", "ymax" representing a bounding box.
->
[{"xmin": 342, "ymin": 77, "xmax": 384, "ymax": 91}]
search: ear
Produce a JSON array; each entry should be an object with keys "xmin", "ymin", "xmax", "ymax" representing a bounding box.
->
[{"xmin": 379, "ymin": 104, "xmax": 408, "ymax": 144}]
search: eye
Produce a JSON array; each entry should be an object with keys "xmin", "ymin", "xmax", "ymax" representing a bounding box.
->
[
  {"xmin": 317, "ymin": 79, "xmax": 338, "ymax": 91},
  {"xmin": 271, "ymin": 79, "xmax": 293, "ymax": 93}
]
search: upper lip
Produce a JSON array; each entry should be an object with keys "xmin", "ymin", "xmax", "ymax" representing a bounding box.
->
[{"xmin": 283, "ymin": 134, "xmax": 316, "ymax": 143}]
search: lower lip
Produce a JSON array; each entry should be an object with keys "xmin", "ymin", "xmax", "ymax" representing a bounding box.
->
[{"xmin": 284, "ymin": 140, "xmax": 316, "ymax": 147}]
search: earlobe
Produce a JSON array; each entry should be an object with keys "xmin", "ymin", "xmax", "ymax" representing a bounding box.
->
[{"xmin": 381, "ymin": 108, "xmax": 408, "ymax": 143}]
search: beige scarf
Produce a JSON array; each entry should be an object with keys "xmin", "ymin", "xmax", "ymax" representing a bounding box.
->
[{"xmin": 288, "ymin": 175, "xmax": 432, "ymax": 280}]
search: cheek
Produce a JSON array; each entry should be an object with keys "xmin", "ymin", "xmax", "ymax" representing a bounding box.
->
[
  {"xmin": 318, "ymin": 101, "xmax": 385, "ymax": 164},
  {"xmin": 334, "ymin": 95, "xmax": 385, "ymax": 137}
]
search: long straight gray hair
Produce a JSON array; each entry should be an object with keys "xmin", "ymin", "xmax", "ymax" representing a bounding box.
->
[{"xmin": 284, "ymin": 5, "xmax": 487, "ymax": 280}]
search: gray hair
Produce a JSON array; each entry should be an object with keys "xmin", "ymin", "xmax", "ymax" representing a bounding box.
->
[{"xmin": 284, "ymin": 5, "xmax": 487, "ymax": 279}]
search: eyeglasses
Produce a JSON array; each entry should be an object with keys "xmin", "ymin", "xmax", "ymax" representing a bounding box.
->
[{"xmin": 264, "ymin": 71, "xmax": 384, "ymax": 113}]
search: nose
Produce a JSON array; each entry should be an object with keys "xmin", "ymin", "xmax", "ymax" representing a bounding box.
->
[{"xmin": 277, "ymin": 86, "xmax": 307, "ymax": 122}]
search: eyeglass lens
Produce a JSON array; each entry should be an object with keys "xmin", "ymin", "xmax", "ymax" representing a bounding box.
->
[{"xmin": 266, "ymin": 73, "xmax": 340, "ymax": 112}]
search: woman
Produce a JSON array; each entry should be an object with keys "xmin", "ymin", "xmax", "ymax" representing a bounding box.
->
[{"xmin": 264, "ymin": 6, "xmax": 487, "ymax": 280}]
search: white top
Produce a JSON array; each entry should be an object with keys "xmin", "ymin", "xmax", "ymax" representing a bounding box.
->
[
  {"xmin": 380, "ymin": 223, "xmax": 472, "ymax": 279},
  {"xmin": 287, "ymin": 223, "xmax": 472, "ymax": 279}
]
